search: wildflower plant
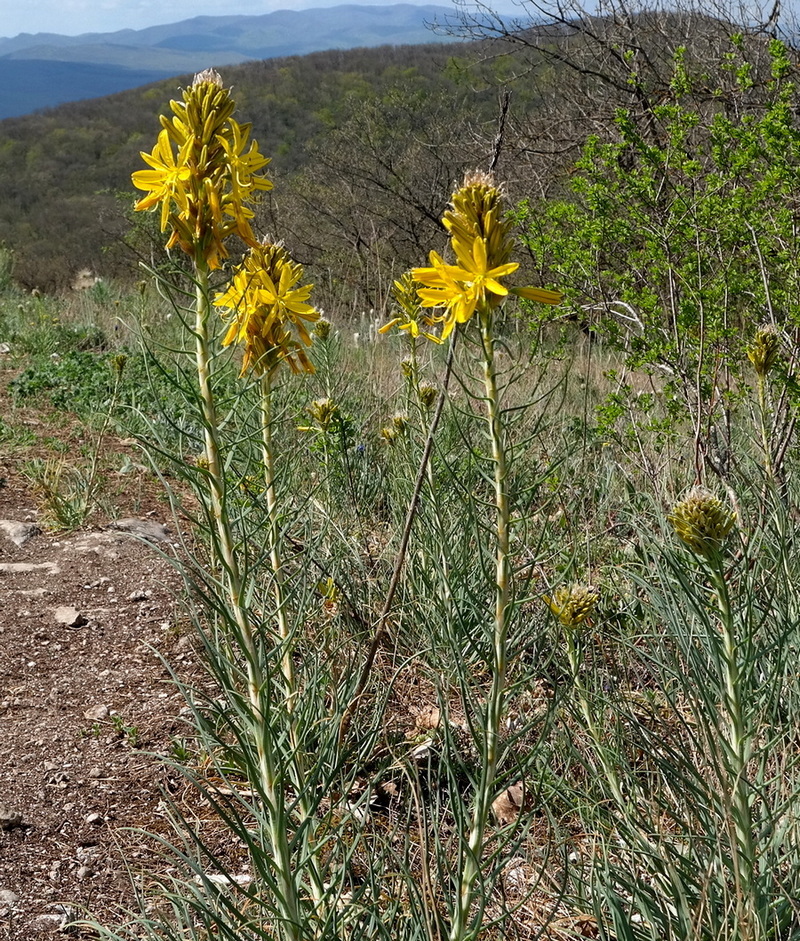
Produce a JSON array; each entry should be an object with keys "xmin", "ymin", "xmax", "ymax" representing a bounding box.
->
[
  {"xmin": 747, "ymin": 324, "xmax": 782, "ymax": 481},
  {"xmin": 127, "ymin": 70, "xmax": 329, "ymax": 941},
  {"xmin": 378, "ymin": 170, "xmax": 561, "ymax": 941}
]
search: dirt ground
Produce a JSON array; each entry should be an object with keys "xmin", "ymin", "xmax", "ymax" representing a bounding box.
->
[{"xmin": 0, "ymin": 414, "xmax": 197, "ymax": 939}]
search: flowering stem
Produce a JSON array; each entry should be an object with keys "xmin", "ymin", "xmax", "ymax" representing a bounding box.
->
[
  {"xmin": 260, "ymin": 370, "xmax": 297, "ymax": 702},
  {"xmin": 708, "ymin": 561, "xmax": 761, "ymax": 941},
  {"xmin": 450, "ymin": 307, "xmax": 510, "ymax": 941},
  {"xmin": 756, "ymin": 372, "xmax": 774, "ymax": 483},
  {"xmin": 193, "ymin": 260, "xmax": 303, "ymax": 941},
  {"xmin": 259, "ymin": 370, "xmax": 327, "ymax": 923}
]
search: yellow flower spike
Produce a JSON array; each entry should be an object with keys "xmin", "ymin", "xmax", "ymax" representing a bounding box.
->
[
  {"xmin": 668, "ymin": 486, "xmax": 736, "ymax": 560},
  {"xmin": 412, "ymin": 171, "xmax": 561, "ymax": 340},
  {"xmin": 305, "ymin": 398, "xmax": 340, "ymax": 431},
  {"xmin": 214, "ymin": 240, "xmax": 320, "ymax": 376},
  {"xmin": 747, "ymin": 324, "xmax": 781, "ymax": 378},
  {"xmin": 132, "ymin": 69, "xmax": 272, "ymax": 268},
  {"xmin": 378, "ymin": 271, "xmax": 442, "ymax": 343},
  {"xmin": 545, "ymin": 584, "xmax": 599, "ymax": 630}
]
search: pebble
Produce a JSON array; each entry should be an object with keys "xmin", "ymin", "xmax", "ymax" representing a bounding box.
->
[
  {"xmin": 53, "ymin": 606, "xmax": 87, "ymax": 628},
  {"xmin": 109, "ymin": 518, "xmax": 170, "ymax": 542},
  {"xmin": 0, "ymin": 804, "xmax": 23, "ymax": 830},
  {"xmin": 83, "ymin": 704, "xmax": 109, "ymax": 721},
  {"xmin": 0, "ymin": 519, "xmax": 40, "ymax": 547},
  {"xmin": 0, "ymin": 889, "xmax": 19, "ymax": 907}
]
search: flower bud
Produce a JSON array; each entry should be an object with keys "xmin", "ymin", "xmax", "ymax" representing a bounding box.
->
[
  {"xmin": 668, "ymin": 486, "xmax": 736, "ymax": 559},
  {"xmin": 747, "ymin": 324, "xmax": 781, "ymax": 378},
  {"xmin": 546, "ymin": 584, "xmax": 599, "ymax": 629}
]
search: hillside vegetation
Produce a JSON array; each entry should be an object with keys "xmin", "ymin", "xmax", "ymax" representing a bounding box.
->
[
  {"xmin": 4, "ymin": 3, "xmax": 800, "ymax": 940},
  {"xmin": 0, "ymin": 39, "xmax": 495, "ymax": 293}
]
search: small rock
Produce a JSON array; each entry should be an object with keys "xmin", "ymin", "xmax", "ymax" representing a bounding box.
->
[
  {"xmin": 0, "ymin": 342, "xmax": 10, "ymax": 354},
  {"xmin": 0, "ymin": 805, "xmax": 23, "ymax": 830},
  {"xmin": 0, "ymin": 520, "xmax": 40, "ymax": 547},
  {"xmin": 0, "ymin": 561, "xmax": 60, "ymax": 575},
  {"xmin": 127, "ymin": 589, "xmax": 151, "ymax": 602},
  {"xmin": 83, "ymin": 704, "xmax": 109, "ymax": 722},
  {"xmin": 194, "ymin": 873, "xmax": 253, "ymax": 887},
  {"xmin": 31, "ymin": 913, "xmax": 63, "ymax": 929},
  {"xmin": 0, "ymin": 888, "xmax": 19, "ymax": 907},
  {"xmin": 109, "ymin": 518, "xmax": 170, "ymax": 542},
  {"xmin": 87, "ymin": 767, "xmax": 102, "ymax": 779},
  {"xmin": 491, "ymin": 781, "xmax": 525, "ymax": 826},
  {"xmin": 76, "ymin": 866, "xmax": 91, "ymax": 880},
  {"xmin": 53, "ymin": 606, "xmax": 87, "ymax": 628},
  {"xmin": 85, "ymin": 812, "xmax": 104, "ymax": 826}
]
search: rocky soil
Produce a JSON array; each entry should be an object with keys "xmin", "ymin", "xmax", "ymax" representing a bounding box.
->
[{"xmin": 0, "ymin": 440, "xmax": 196, "ymax": 939}]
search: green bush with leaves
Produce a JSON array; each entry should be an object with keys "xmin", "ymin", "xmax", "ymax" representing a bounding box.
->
[{"xmin": 518, "ymin": 37, "xmax": 800, "ymax": 481}]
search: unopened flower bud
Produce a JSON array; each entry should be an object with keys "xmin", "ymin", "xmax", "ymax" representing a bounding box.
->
[
  {"xmin": 747, "ymin": 324, "xmax": 781, "ymax": 378},
  {"xmin": 668, "ymin": 486, "xmax": 736, "ymax": 559},
  {"xmin": 314, "ymin": 318, "xmax": 332, "ymax": 340},
  {"xmin": 546, "ymin": 584, "xmax": 599, "ymax": 629},
  {"xmin": 418, "ymin": 383, "xmax": 437, "ymax": 410}
]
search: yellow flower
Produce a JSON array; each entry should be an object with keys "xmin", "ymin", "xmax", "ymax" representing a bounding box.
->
[
  {"xmin": 414, "ymin": 242, "xmax": 520, "ymax": 339},
  {"xmin": 747, "ymin": 324, "xmax": 781, "ymax": 378},
  {"xmin": 132, "ymin": 69, "xmax": 272, "ymax": 269},
  {"xmin": 668, "ymin": 487, "xmax": 736, "ymax": 559},
  {"xmin": 214, "ymin": 240, "xmax": 319, "ymax": 375},
  {"xmin": 545, "ymin": 584, "xmax": 599, "ymax": 629},
  {"xmin": 379, "ymin": 271, "xmax": 442, "ymax": 343},
  {"xmin": 131, "ymin": 129, "xmax": 193, "ymax": 231},
  {"xmin": 412, "ymin": 172, "xmax": 561, "ymax": 340}
]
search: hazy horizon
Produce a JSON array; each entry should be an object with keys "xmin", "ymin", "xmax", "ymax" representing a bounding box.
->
[{"xmin": 0, "ymin": 0, "xmax": 523, "ymax": 41}]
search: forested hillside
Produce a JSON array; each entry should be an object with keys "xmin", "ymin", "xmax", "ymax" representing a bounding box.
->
[
  {"xmin": 0, "ymin": 40, "xmax": 499, "ymax": 294},
  {"xmin": 0, "ymin": 4, "xmax": 796, "ymax": 314}
]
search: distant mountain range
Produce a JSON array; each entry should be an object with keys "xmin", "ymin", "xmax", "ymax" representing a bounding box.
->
[{"xmin": 0, "ymin": 4, "xmax": 457, "ymax": 120}]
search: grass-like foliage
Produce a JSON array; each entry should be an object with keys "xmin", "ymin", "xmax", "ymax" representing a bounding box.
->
[{"xmin": 3, "ymin": 53, "xmax": 800, "ymax": 941}]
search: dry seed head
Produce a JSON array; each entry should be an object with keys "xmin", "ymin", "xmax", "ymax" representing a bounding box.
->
[
  {"xmin": 747, "ymin": 324, "xmax": 781, "ymax": 377},
  {"xmin": 400, "ymin": 357, "xmax": 414, "ymax": 378},
  {"xmin": 546, "ymin": 584, "xmax": 599, "ymax": 629},
  {"xmin": 192, "ymin": 68, "xmax": 223, "ymax": 88},
  {"xmin": 668, "ymin": 486, "xmax": 736, "ymax": 559}
]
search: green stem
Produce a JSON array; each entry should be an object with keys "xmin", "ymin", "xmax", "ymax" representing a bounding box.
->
[
  {"xmin": 756, "ymin": 372, "xmax": 773, "ymax": 483},
  {"xmin": 260, "ymin": 369, "xmax": 327, "ymax": 922},
  {"xmin": 449, "ymin": 308, "xmax": 510, "ymax": 941},
  {"xmin": 193, "ymin": 260, "xmax": 303, "ymax": 941},
  {"xmin": 260, "ymin": 371, "xmax": 297, "ymax": 702},
  {"xmin": 709, "ymin": 562, "xmax": 761, "ymax": 941}
]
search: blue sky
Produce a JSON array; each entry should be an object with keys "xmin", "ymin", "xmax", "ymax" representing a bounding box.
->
[{"xmin": 0, "ymin": 0, "xmax": 522, "ymax": 39}]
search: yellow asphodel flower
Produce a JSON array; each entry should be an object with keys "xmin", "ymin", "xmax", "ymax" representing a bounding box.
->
[
  {"xmin": 411, "ymin": 171, "xmax": 561, "ymax": 340},
  {"xmin": 214, "ymin": 240, "xmax": 319, "ymax": 375},
  {"xmin": 379, "ymin": 271, "xmax": 442, "ymax": 343},
  {"xmin": 131, "ymin": 129, "xmax": 193, "ymax": 231},
  {"xmin": 132, "ymin": 69, "xmax": 272, "ymax": 269}
]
